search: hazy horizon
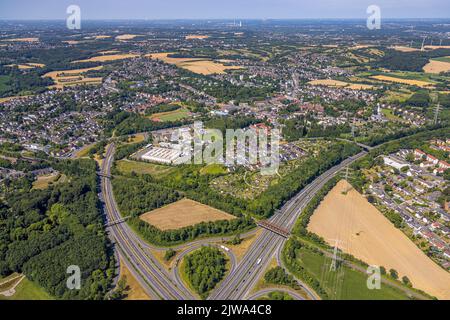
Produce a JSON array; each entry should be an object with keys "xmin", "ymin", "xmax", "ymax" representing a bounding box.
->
[{"xmin": 1, "ymin": 0, "xmax": 450, "ymax": 20}]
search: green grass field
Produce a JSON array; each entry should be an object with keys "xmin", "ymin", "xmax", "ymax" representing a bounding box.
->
[
  {"xmin": 432, "ymin": 56, "xmax": 450, "ymax": 63},
  {"xmin": 0, "ymin": 277, "xmax": 53, "ymax": 300},
  {"xmin": 295, "ymin": 247, "xmax": 410, "ymax": 300},
  {"xmin": 116, "ymin": 159, "xmax": 175, "ymax": 179},
  {"xmin": 200, "ymin": 164, "xmax": 228, "ymax": 175},
  {"xmin": 151, "ymin": 108, "xmax": 191, "ymax": 122},
  {"xmin": 381, "ymin": 109, "xmax": 404, "ymax": 122}
]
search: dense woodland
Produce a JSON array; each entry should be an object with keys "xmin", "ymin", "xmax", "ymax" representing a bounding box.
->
[
  {"xmin": 374, "ymin": 49, "xmax": 450, "ymax": 72},
  {"xmin": 0, "ymin": 65, "xmax": 52, "ymax": 97},
  {"xmin": 183, "ymin": 246, "xmax": 227, "ymax": 299},
  {"xmin": 0, "ymin": 159, "xmax": 114, "ymax": 299}
]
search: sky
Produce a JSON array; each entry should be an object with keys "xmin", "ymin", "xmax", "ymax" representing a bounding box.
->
[{"xmin": 1, "ymin": 0, "xmax": 449, "ymax": 20}]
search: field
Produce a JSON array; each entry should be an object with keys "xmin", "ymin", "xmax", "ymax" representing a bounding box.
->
[
  {"xmin": 2, "ymin": 37, "xmax": 39, "ymax": 42},
  {"xmin": 200, "ymin": 164, "xmax": 228, "ymax": 175},
  {"xmin": 390, "ymin": 46, "xmax": 420, "ymax": 52},
  {"xmin": 115, "ymin": 34, "xmax": 141, "ymax": 41},
  {"xmin": 43, "ymin": 66, "xmax": 103, "ymax": 89},
  {"xmin": 370, "ymin": 75, "xmax": 433, "ymax": 88},
  {"xmin": 186, "ymin": 35, "xmax": 210, "ymax": 40},
  {"xmin": 424, "ymin": 45, "xmax": 450, "ymax": 50},
  {"xmin": 140, "ymin": 198, "xmax": 236, "ymax": 231},
  {"xmin": 119, "ymin": 260, "xmax": 151, "ymax": 300},
  {"xmin": 307, "ymin": 180, "xmax": 450, "ymax": 300},
  {"xmin": 149, "ymin": 108, "xmax": 191, "ymax": 122},
  {"xmin": 116, "ymin": 159, "xmax": 175, "ymax": 179},
  {"xmin": 72, "ymin": 53, "xmax": 139, "ymax": 63},
  {"xmin": 308, "ymin": 79, "xmax": 374, "ymax": 90},
  {"xmin": 0, "ymin": 276, "xmax": 53, "ymax": 300},
  {"xmin": 7, "ymin": 63, "xmax": 45, "ymax": 70},
  {"xmin": 381, "ymin": 108, "xmax": 404, "ymax": 122},
  {"xmin": 0, "ymin": 95, "xmax": 32, "ymax": 103},
  {"xmin": 293, "ymin": 245, "xmax": 410, "ymax": 300},
  {"xmin": 32, "ymin": 173, "xmax": 67, "ymax": 190},
  {"xmin": 146, "ymin": 52, "xmax": 242, "ymax": 75},
  {"xmin": 432, "ymin": 56, "xmax": 450, "ymax": 63},
  {"xmin": 423, "ymin": 59, "xmax": 450, "ymax": 74},
  {"xmin": 74, "ymin": 142, "xmax": 97, "ymax": 158}
]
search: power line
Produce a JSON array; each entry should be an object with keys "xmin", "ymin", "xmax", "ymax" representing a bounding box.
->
[{"xmin": 434, "ymin": 102, "xmax": 440, "ymax": 125}]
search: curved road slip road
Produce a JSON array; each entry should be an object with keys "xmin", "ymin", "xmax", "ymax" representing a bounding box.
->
[
  {"xmin": 247, "ymin": 288, "xmax": 305, "ymax": 300},
  {"xmin": 171, "ymin": 243, "xmax": 238, "ymax": 299},
  {"xmin": 101, "ymin": 144, "xmax": 195, "ymax": 300},
  {"xmin": 208, "ymin": 151, "xmax": 367, "ymax": 300}
]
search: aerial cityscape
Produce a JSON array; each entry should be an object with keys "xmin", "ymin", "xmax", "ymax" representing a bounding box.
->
[{"xmin": 0, "ymin": 0, "xmax": 449, "ymax": 308}]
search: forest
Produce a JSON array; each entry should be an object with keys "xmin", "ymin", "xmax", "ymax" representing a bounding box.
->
[
  {"xmin": 183, "ymin": 246, "xmax": 227, "ymax": 299},
  {"xmin": 374, "ymin": 48, "xmax": 450, "ymax": 72},
  {"xmin": 0, "ymin": 158, "xmax": 114, "ymax": 299}
]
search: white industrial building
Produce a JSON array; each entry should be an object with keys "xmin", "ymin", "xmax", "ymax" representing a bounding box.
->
[
  {"xmin": 141, "ymin": 147, "xmax": 181, "ymax": 164},
  {"xmin": 383, "ymin": 156, "xmax": 409, "ymax": 170}
]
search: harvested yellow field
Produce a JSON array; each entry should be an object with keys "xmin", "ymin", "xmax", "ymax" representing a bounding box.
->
[
  {"xmin": 43, "ymin": 66, "xmax": 103, "ymax": 89},
  {"xmin": 93, "ymin": 35, "xmax": 111, "ymax": 40},
  {"xmin": 116, "ymin": 34, "xmax": 140, "ymax": 41},
  {"xmin": 186, "ymin": 35, "xmax": 210, "ymax": 40},
  {"xmin": 423, "ymin": 59, "xmax": 450, "ymax": 74},
  {"xmin": 308, "ymin": 79, "xmax": 374, "ymax": 90},
  {"xmin": 309, "ymin": 79, "xmax": 348, "ymax": 87},
  {"xmin": 350, "ymin": 44, "xmax": 374, "ymax": 49},
  {"xmin": 140, "ymin": 198, "xmax": 236, "ymax": 231},
  {"xmin": 308, "ymin": 180, "xmax": 450, "ymax": 300},
  {"xmin": 62, "ymin": 40, "xmax": 80, "ymax": 45},
  {"xmin": 98, "ymin": 50, "xmax": 120, "ymax": 55},
  {"xmin": 346, "ymin": 83, "xmax": 374, "ymax": 90},
  {"xmin": 390, "ymin": 46, "xmax": 420, "ymax": 52},
  {"xmin": 7, "ymin": 63, "xmax": 45, "ymax": 70},
  {"xmin": 72, "ymin": 53, "xmax": 139, "ymax": 63},
  {"xmin": 371, "ymin": 75, "xmax": 433, "ymax": 88},
  {"xmin": 2, "ymin": 37, "xmax": 39, "ymax": 42},
  {"xmin": 0, "ymin": 95, "xmax": 33, "ymax": 103},
  {"xmin": 424, "ymin": 45, "xmax": 450, "ymax": 50},
  {"xmin": 119, "ymin": 260, "xmax": 151, "ymax": 300},
  {"xmin": 182, "ymin": 61, "xmax": 242, "ymax": 75},
  {"xmin": 146, "ymin": 52, "xmax": 242, "ymax": 75}
]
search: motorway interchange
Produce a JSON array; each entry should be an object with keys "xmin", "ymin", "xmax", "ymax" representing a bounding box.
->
[{"xmin": 100, "ymin": 143, "xmax": 367, "ymax": 300}]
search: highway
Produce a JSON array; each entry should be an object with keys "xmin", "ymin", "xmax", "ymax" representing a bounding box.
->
[
  {"xmin": 102, "ymin": 140, "xmax": 366, "ymax": 300},
  {"xmin": 101, "ymin": 143, "xmax": 195, "ymax": 300},
  {"xmin": 209, "ymin": 151, "xmax": 368, "ymax": 300}
]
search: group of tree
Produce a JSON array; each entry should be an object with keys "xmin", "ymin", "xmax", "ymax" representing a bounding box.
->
[
  {"xmin": 373, "ymin": 48, "xmax": 450, "ymax": 72},
  {"xmin": 0, "ymin": 65, "xmax": 52, "ymax": 97},
  {"xmin": 183, "ymin": 246, "xmax": 227, "ymax": 299},
  {"xmin": 0, "ymin": 158, "xmax": 114, "ymax": 299}
]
